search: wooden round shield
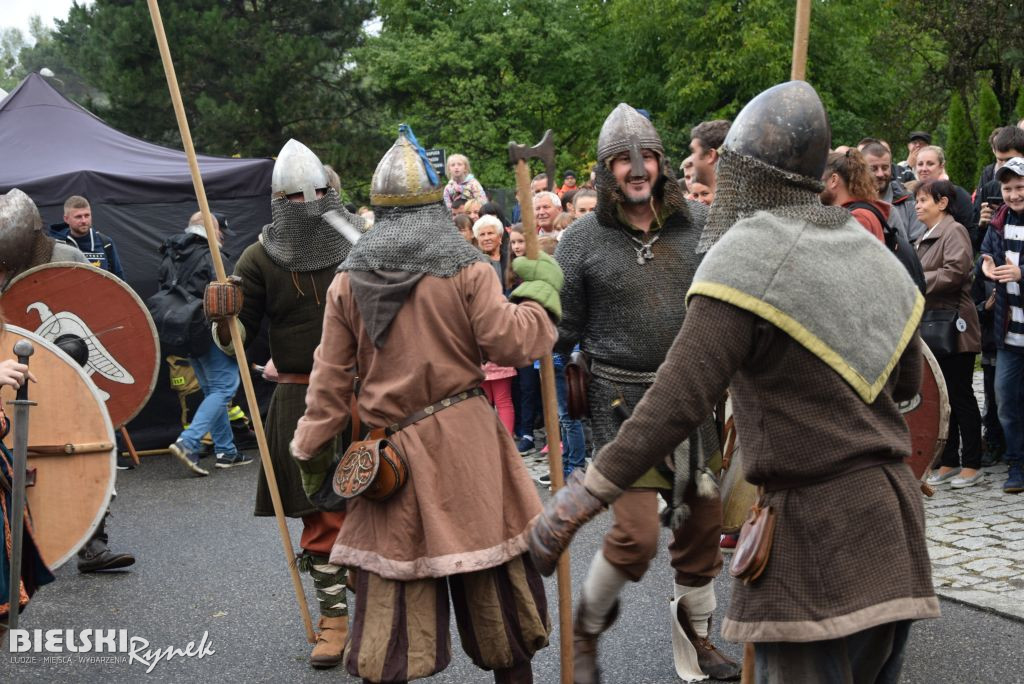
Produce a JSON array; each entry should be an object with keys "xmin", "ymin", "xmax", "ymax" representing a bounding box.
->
[
  {"xmin": 900, "ymin": 345, "xmax": 950, "ymax": 480},
  {"xmin": 2, "ymin": 325, "xmax": 115, "ymax": 569},
  {"xmin": 3, "ymin": 263, "xmax": 159, "ymax": 427}
]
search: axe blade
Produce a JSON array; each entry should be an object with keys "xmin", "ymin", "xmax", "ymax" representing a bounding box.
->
[{"xmin": 508, "ymin": 129, "xmax": 556, "ymax": 192}]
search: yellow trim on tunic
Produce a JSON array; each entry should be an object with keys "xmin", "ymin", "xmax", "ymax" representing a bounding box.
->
[{"xmin": 687, "ymin": 282, "xmax": 924, "ymax": 403}]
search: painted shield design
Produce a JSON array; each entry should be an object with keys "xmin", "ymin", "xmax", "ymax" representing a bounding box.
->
[
  {"xmin": 3, "ymin": 263, "xmax": 159, "ymax": 427},
  {"xmin": 900, "ymin": 345, "xmax": 950, "ymax": 480},
  {"xmin": 2, "ymin": 325, "xmax": 116, "ymax": 569}
]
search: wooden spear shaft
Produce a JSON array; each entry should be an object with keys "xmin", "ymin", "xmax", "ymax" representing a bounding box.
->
[
  {"xmin": 145, "ymin": 0, "xmax": 316, "ymax": 644},
  {"xmin": 791, "ymin": 0, "xmax": 812, "ymax": 81},
  {"xmin": 512, "ymin": 160, "xmax": 573, "ymax": 684}
]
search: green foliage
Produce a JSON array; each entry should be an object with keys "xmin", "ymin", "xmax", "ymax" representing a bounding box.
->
[
  {"xmin": 976, "ymin": 81, "xmax": 1002, "ymax": 182},
  {"xmin": 22, "ymin": 0, "xmax": 379, "ymax": 198},
  {"xmin": 946, "ymin": 92, "xmax": 976, "ymax": 188},
  {"xmin": 0, "ymin": 28, "xmax": 28, "ymax": 91},
  {"xmin": 1017, "ymin": 88, "xmax": 1024, "ymax": 123}
]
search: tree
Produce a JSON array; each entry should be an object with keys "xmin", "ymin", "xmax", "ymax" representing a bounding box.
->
[
  {"xmin": 976, "ymin": 81, "xmax": 1002, "ymax": 183},
  {"xmin": 356, "ymin": 0, "xmax": 609, "ymax": 192},
  {"xmin": 0, "ymin": 28, "xmax": 27, "ymax": 91},
  {"xmin": 946, "ymin": 92, "xmax": 976, "ymax": 189},
  {"xmin": 30, "ymin": 0, "xmax": 380, "ymax": 199}
]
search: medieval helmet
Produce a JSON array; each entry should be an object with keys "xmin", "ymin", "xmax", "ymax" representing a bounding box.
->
[
  {"xmin": 0, "ymin": 188, "xmax": 43, "ymax": 273},
  {"xmin": 271, "ymin": 139, "xmax": 329, "ymax": 202},
  {"xmin": 720, "ymin": 80, "xmax": 831, "ymax": 181},
  {"xmin": 370, "ymin": 124, "xmax": 443, "ymax": 207},
  {"xmin": 596, "ymin": 103, "xmax": 664, "ymax": 177}
]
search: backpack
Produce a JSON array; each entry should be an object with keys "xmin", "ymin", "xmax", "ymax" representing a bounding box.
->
[
  {"xmin": 847, "ymin": 201, "xmax": 927, "ymax": 295},
  {"xmin": 145, "ymin": 243, "xmax": 211, "ymax": 357}
]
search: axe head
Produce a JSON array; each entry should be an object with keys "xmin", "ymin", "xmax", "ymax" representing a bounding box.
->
[{"xmin": 508, "ymin": 129, "xmax": 556, "ymax": 192}]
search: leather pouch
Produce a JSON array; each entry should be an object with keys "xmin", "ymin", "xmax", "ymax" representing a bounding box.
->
[
  {"xmin": 332, "ymin": 428, "xmax": 408, "ymax": 501},
  {"xmin": 565, "ymin": 351, "xmax": 591, "ymax": 420},
  {"xmin": 729, "ymin": 497, "xmax": 776, "ymax": 585}
]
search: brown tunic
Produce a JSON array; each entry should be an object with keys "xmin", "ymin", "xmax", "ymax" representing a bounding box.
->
[
  {"xmin": 292, "ymin": 261, "xmax": 556, "ymax": 581},
  {"xmin": 584, "ymin": 296, "xmax": 940, "ymax": 642}
]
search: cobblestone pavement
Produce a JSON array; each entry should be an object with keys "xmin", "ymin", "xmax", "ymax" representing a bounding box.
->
[{"xmin": 921, "ymin": 370, "xmax": 1024, "ymax": 619}]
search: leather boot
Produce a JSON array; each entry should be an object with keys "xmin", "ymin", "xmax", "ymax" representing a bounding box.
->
[
  {"xmin": 77, "ymin": 513, "xmax": 135, "ymax": 573},
  {"xmin": 573, "ymin": 596, "xmax": 619, "ymax": 684},
  {"xmin": 494, "ymin": 660, "xmax": 533, "ymax": 684},
  {"xmin": 675, "ymin": 602, "xmax": 741, "ymax": 681},
  {"xmin": 310, "ymin": 614, "xmax": 348, "ymax": 669}
]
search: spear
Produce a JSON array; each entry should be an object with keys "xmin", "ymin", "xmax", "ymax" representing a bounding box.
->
[{"xmin": 144, "ymin": 0, "xmax": 315, "ymax": 644}]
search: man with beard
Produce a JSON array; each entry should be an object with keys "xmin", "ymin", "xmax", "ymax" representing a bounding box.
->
[
  {"xmin": 291, "ymin": 126, "xmax": 558, "ymax": 683},
  {"xmin": 205, "ymin": 140, "xmax": 362, "ymax": 669},
  {"xmin": 0, "ymin": 189, "xmax": 135, "ymax": 574},
  {"xmin": 861, "ymin": 141, "xmax": 920, "ymax": 241},
  {"xmin": 531, "ymin": 81, "xmax": 938, "ymax": 682},
  {"xmin": 553, "ymin": 104, "xmax": 740, "ymax": 683}
]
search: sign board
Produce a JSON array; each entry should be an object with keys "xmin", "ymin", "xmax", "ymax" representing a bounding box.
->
[{"xmin": 424, "ymin": 148, "xmax": 446, "ymax": 179}]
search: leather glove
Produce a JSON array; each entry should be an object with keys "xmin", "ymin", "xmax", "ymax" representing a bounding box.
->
[
  {"xmin": 293, "ymin": 440, "xmax": 346, "ymax": 513},
  {"xmin": 511, "ymin": 253, "xmax": 564, "ymax": 320},
  {"xmin": 204, "ymin": 275, "xmax": 244, "ymax": 321},
  {"xmin": 528, "ymin": 470, "xmax": 607, "ymax": 576}
]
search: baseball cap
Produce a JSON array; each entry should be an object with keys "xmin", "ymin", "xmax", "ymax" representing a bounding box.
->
[
  {"xmin": 996, "ymin": 157, "xmax": 1024, "ymax": 183},
  {"xmin": 908, "ymin": 130, "xmax": 931, "ymax": 144}
]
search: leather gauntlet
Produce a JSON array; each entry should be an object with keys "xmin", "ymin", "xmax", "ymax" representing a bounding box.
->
[
  {"xmin": 204, "ymin": 276, "xmax": 244, "ymax": 321},
  {"xmin": 528, "ymin": 470, "xmax": 606, "ymax": 576}
]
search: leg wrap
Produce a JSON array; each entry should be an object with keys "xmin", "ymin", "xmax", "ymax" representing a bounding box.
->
[
  {"xmin": 303, "ymin": 553, "xmax": 349, "ymax": 617},
  {"xmin": 579, "ymin": 551, "xmax": 629, "ymax": 635}
]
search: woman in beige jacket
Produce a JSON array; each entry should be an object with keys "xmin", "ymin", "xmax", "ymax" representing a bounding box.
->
[{"xmin": 915, "ymin": 179, "xmax": 984, "ymax": 488}]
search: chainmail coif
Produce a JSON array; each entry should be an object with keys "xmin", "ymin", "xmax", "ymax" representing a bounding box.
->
[
  {"xmin": 262, "ymin": 189, "xmax": 362, "ymax": 272},
  {"xmin": 698, "ymin": 148, "xmax": 849, "ymax": 253},
  {"xmin": 339, "ymin": 202, "xmax": 486, "ymax": 277}
]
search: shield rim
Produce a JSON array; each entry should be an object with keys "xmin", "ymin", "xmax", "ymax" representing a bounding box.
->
[
  {"xmin": 6, "ymin": 262, "xmax": 160, "ymax": 427},
  {"xmin": 920, "ymin": 343, "xmax": 950, "ymax": 473},
  {"xmin": 5, "ymin": 324, "xmax": 116, "ymax": 570}
]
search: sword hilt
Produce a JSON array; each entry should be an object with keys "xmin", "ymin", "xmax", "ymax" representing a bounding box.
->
[{"xmin": 13, "ymin": 339, "xmax": 33, "ymax": 401}]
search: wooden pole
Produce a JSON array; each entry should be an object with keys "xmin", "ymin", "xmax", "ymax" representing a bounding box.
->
[
  {"xmin": 791, "ymin": 0, "xmax": 812, "ymax": 81},
  {"xmin": 145, "ymin": 0, "xmax": 316, "ymax": 644},
  {"xmin": 119, "ymin": 426, "xmax": 140, "ymax": 465},
  {"xmin": 512, "ymin": 160, "xmax": 573, "ymax": 684}
]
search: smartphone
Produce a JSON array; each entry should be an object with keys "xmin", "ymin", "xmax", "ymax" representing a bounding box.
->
[{"xmin": 986, "ymin": 195, "xmax": 1005, "ymax": 207}]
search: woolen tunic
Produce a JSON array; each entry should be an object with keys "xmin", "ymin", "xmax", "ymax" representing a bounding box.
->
[
  {"xmin": 584, "ymin": 296, "xmax": 940, "ymax": 641},
  {"xmin": 292, "ymin": 261, "xmax": 556, "ymax": 581},
  {"xmin": 231, "ymin": 241, "xmax": 339, "ymax": 517}
]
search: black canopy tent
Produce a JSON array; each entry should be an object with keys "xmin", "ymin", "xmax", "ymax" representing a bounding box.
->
[{"xmin": 0, "ymin": 73, "xmax": 275, "ymax": 449}]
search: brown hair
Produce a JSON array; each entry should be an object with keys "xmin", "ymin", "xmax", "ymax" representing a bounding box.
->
[
  {"xmin": 690, "ymin": 120, "xmax": 731, "ymax": 152},
  {"xmin": 63, "ymin": 195, "xmax": 90, "ymax": 213},
  {"xmin": 824, "ymin": 149, "xmax": 878, "ymax": 200}
]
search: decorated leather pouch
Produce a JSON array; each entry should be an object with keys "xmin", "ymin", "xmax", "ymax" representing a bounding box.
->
[
  {"xmin": 332, "ymin": 427, "xmax": 409, "ymax": 502},
  {"xmin": 565, "ymin": 350, "xmax": 591, "ymax": 420},
  {"xmin": 729, "ymin": 494, "xmax": 776, "ymax": 585}
]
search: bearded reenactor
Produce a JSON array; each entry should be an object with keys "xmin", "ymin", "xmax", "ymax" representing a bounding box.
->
[
  {"xmin": 530, "ymin": 81, "xmax": 939, "ymax": 681},
  {"xmin": 291, "ymin": 126, "xmax": 558, "ymax": 684},
  {"xmin": 0, "ymin": 188, "xmax": 137, "ymax": 574},
  {"xmin": 204, "ymin": 140, "xmax": 361, "ymax": 668},
  {"xmin": 552, "ymin": 104, "xmax": 739, "ymax": 683}
]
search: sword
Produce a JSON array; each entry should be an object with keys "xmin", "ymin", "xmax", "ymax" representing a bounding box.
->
[
  {"xmin": 323, "ymin": 210, "xmax": 363, "ymax": 245},
  {"xmin": 6, "ymin": 339, "xmax": 35, "ymax": 631}
]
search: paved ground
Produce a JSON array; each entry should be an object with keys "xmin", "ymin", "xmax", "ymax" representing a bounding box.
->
[
  {"xmin": 3, "ymin": 446, "xmax": 1023, "ymax": 683},
  {"xmin": 915, "ymin": 372, "xmax": 1024, "ymax": 619}
]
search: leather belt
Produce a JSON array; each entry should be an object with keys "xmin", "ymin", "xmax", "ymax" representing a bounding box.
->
[
  {"xmin": 384, "ymin": 388, "xmax": 484, "ymax": 436},
  {"xmin": 276, "ymin": 372, "xmax": 311, "ymax": 385}
]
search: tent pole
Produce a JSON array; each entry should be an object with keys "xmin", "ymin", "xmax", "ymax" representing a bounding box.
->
[{"xmin": 144, "ymin": 0, "xmax": 316, "ymax": 644}]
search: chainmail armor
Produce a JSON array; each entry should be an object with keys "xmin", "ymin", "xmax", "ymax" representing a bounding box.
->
[
  {"xmin": 340, "ymin": 202, "xmax": 486, "ymax": 277},
  {"xmin": 261, "ymin": 189, "xmax": 361, "ymax": 272},
  {"xmin": 698, "ymin": 149, "xmax": 849, "ymax": 253}
]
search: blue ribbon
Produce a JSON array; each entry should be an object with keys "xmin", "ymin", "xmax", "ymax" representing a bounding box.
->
[{"xmin": 399, "ymin": 123, "xmax": 439, "ymax": 186}]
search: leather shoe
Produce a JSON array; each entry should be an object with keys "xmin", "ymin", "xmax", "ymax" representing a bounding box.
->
[
  {"xmin": 573, "ymin": 596, "xmax": 618, "ymax": 684},
  {"xmin": 77, "ymin": 539, "xmax": 135, "ymax": 573},
  {"xmin": 675, "ymin": 603, "xmax": 741, "ymax": 681}
]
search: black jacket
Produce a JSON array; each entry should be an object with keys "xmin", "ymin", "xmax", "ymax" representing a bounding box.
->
[{"xmin": 157, "ymin": 232, "xmax": 231, "ymax": 297}]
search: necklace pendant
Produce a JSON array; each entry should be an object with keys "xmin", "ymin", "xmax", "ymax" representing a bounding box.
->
[{"xmin": 636, "ymin": 253, "xmax": 646, "ymax": 265}]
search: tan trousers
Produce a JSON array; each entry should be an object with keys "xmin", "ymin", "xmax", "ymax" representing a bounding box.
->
[{"xmin": 602, "ymin": 481, "xmax": 723, "ymax": 585}]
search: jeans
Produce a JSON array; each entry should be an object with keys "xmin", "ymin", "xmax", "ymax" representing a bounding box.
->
[
  {"xmin": 178, "ymin": 344, "xmax": 240, "ymax": 455},
  {"xmin": 996, "ymin": 346, "xmax": 1024, "ymax": 466},
  {"xmin": 553, "ymin": 353, "xmax": 586, "ymax": 477},
  {"xmin": 514, "ymin": 366, "xmax": 539, "ymax": 440}
]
